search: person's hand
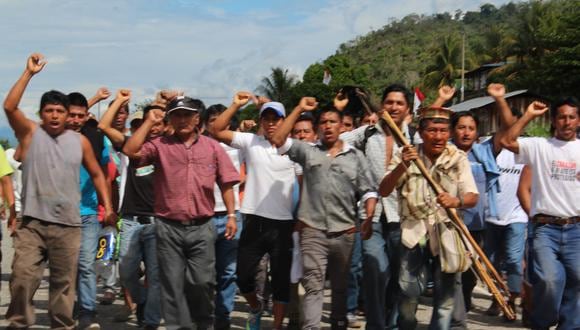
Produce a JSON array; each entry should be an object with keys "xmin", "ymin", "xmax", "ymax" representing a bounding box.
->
[
  {"xmin": 361, "ymin": 219, "xmax": 373, "ymax": 240},
  {"xmin": 487, "ymin": 83, "xmax": 506, "ymax": 99},
  {"xmin": 158, "ymin": 90, "xmax": 183, "ymax": 105},
  {"xmin": 239, "ymin": 120, "xmax": 257, "ymax": 132},
  {"xmin": 298, "ymin": 97, "xmax": 318, "ymax": 112},
  {"xmin": 116, "ymin": 89, "xmax": 131, "ymax": 105},
  {"xmin": 104, "ymin": 209, "xmax": 118, "ymax": 227},
  {"xmin": 253, "ymin": 95, "xmax": 271, "ymax": 109},
  {"xmin": 233, "ymin": 92, "xmax": 253, "ymax": 107},
  {"xmin": 147, "ymin": 109, "xmax": 165, "ymax": 124},
  {"xmin": 94, "ymin": 87, "xmax": 111, "ymax": 101},
  {"xmin": 8, "ymin": 210, "xmax": 17, "ymax": 236},
  {"xmin": 438, "ymin": 85, "xmax": 456, "ymax": 102},
  {"xmin": 437, "ymin": 192, "xmax": 460, "ymax": 208},
  {"xmin": 525, "ymin": 101, "xmax": 549, "ymax": 118},
  {"xmin": 333, "ymin": 92, "xmax": 349, "ymax": 111},
  {"xmin": 26, "ymin": 53, "xmax": 47, "ymax": 75},
  {"xmin": 401, "ymin": 145, "xmax": 418, "ymax": 167},
  {"xmin": 224, "ymin": 216, "xmax": 237, "ymax": 240}
]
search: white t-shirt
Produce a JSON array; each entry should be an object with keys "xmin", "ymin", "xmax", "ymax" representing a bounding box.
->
[
  {"xmin": 231, "ymin": 132, "xmax": 298, "ymax": 220},
  {"xmin": 486, "ymin": 149, "xmax": 528, "ymax": 225},
  {"xmin": 515, "ymin": 137, "xmax": 580, "ymax": 217},
  {"xmin": 213, "ymin": 143, "xmax": 243, "ymax": 212},
  {"xmin": 5, "ymin": 148, "xmax": 22, "ymax": 214}
]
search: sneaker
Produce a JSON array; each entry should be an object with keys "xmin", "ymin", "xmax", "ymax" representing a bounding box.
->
[
  {"xmin": 78, "ymin": 313, "xmax": 101, "ymax": 330},
  {"xmin": 503, "ymin": 301, "xmax": 517, "ymax": 322},
  {"xmin": 99, "ymin": 291, "xmax": 116, "ymax": 305},
  {"xmin": 245, "ymin": 306, "xmax": 263, "ymax": 330},
  {"xmin": 347, "ymin": 312, "xmax": 362, "ymax": 328},
  {"xmin": 486, "ymin": 301, "xmax": 501, "ymax": 317}
]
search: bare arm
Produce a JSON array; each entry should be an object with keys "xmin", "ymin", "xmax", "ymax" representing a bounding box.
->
[
  {"xmin": 123, "ymin": 109, "xmax": 164, "ymax": 159},
  {"xmin": 487, "ymin": 83, "xmax": 517, "ymax": 154},
  {"xmin": 500, "ymin": 101, "xmax": 549, "ymax": 154},
  {"xmin": 98, "ymin": 89, "xmax": 131, "ymax": 149},
  {"xmin": 271, "ymin": 97, "xmax": 318, "ymax": 147},
  {"xmin": 3, "ymin": 54, "xmax": 46, "ymax": 140},
  {"xmin": 379, "ymin": 145, "xmax": 417, "ymax": 197},
  {"xmin": 431, "ymin": 85, "xmax": 456, "ymax": 107},
  {"xmin": 87, "ymin": 87, "xmax": 111, "ymax": 109},
  {"xmin": 517, "ymin": 165, "xmax": 532, "ymax": 215},
  {"xmin": 209, "ymin": 92, "xmax": 254, "ymax": 145},
  {"xmin": 81, "ymin": 136, "xmax": 116, "ymax": 225},
  {"xmin": 219, "ymin": 182, "xmax": 237, "ymax": 240}
]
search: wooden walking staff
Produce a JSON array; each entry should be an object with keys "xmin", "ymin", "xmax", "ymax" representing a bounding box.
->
[{"xmin": 378, "ymin": 109, "xmax": 516, "ymax": 321}]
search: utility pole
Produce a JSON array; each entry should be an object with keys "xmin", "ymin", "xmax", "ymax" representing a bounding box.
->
[{"xmin": 461, "ymin": 32, "xmax": 466, "ymax": 102}]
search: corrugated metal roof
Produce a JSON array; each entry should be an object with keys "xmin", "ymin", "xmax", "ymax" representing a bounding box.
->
[{"xmin": 450, "ymin": 90, "xmax": 528, "ymax": 112}]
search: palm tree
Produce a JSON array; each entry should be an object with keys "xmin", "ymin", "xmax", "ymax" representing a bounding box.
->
[
  {"xmin": 423, "ymin": 35, "xmax": 463, "ymax": 88},
  {"xmin": 256, "ymin": 67, "xmax": 298, "ymax": 107}
]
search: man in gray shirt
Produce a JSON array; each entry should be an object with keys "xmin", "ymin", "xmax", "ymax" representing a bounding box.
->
[
  {"xmin": 3, "ymin": 54, "xmax": 114, "ymax": 329},
  {"xmin": 272, "ymin": 99, "xmax": 377, "ymax": 330}
]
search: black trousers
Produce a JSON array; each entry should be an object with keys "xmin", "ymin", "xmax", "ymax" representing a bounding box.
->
[{"xmin": 236, "ymin": 214, "xmax": 295, "ymax": 303}]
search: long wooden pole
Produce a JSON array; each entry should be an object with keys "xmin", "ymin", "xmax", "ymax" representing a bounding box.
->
[{"xmin": 379, "ymin": 111, "xmax": 515, "ymax": 320}]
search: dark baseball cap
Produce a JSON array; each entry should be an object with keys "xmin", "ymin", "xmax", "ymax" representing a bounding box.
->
[{"xmin": 166, "ymin": 96, "xmax": 201, "ymax": 115}]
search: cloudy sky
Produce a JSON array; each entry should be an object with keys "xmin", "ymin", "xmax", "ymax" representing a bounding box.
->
[{"xmin": 0, "ymin": 0, "xmax": 511, "ymax": 136}]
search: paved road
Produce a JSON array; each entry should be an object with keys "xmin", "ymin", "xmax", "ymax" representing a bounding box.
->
[{"xmin": 0, "ymin": 221, "xmax": 529, "ymax": 329}]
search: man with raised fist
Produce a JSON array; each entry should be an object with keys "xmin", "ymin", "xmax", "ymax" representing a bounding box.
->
[
  {"xmin": 3, "ymin": 54, "xmax": 114, "ymax": 329},
  {"xmin": 271, "ymin": 99, "xmax": 378, "ymax": 330},
  {"xmin": 210, "ymin": 92, "xmax": 301, "ymax": 330},
  {"xmin": 501, "ymin": 99, "xmax": 580, "ymax": 329}
]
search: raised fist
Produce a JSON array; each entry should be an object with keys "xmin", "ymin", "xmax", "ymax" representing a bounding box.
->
[
  {"xmin": 159, "ymin": 90, "xmax": 183, "ymax": 104},
  {"xmin": 333, "ymin": 92, "xmax": 349, "ymax": 111},
  {"xmin": 487, "ymin": 83, "xmax": 506, "ymax": 99},
  {"xmin": 253, "ymin": 95, "xmax": 271, "ymax": 109},
  {"xmin": 298, "ymin": 97, "xmax": 318, "ymax": 112},
  {"xmin": 526, "ymin": 101, "xmax": 549, "ymax": 118},
  {"xmin": 26, "ymin": 53, "xmax": 46, "ymax": 75},
  {"xmin": 438, "ymin": 85, "xmax": 456, "ymax": 102},
  {"xmin": 233, "ymin": 92, "xmax": 253, "ymax": 107},
  {"xmin": 116, "ymin": 89, "xmax": 131, "ymax": 104},
  {"xmin": 147, "ymin": 108, "xmax": 166, "ymax": 124},
  {"xmin": 95, "ymin": 87, "xmax": 111, "ymax": 101}
]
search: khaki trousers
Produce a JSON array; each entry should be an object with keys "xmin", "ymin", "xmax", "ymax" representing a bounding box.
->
[{"xmin": 6, "ymin": 218, "xmax": 81, "ymax": 329}]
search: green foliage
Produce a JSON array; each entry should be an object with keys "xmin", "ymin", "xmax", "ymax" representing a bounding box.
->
[
  {"xmin": 0, "ymin": 138, "xmax": 11, "ymax": 150},
  {"xmin": 275, "ymin": 0, "xmax": 578, "ymax": 106},
  {"xmin": 256, "ymin": 67, "xmax": 298, "ymax": 110},
  {"xmin": 524, "ymin": 120, "xmax": 551, "ymax": 137}
]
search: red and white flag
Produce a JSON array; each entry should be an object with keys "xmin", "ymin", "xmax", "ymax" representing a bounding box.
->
[
  {"xmin": 413, "ymin": 87, "xmax": 425, "ymax": 115},
  {"xmin": 322, "ymin": 69, "xmax": 332, "ymax": 85}
]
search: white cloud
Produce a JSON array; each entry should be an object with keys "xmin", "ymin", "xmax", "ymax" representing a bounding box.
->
[{"xmin": 0, "ymin": 0, "xmax": 511, "ymax": 135}]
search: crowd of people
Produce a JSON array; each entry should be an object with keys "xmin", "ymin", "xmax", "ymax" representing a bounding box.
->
[{"xmin": 0, "ymin": 53, "xmax": 578, "ymax": 330}]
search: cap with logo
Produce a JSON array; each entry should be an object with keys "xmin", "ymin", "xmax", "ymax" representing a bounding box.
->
[
  {"xmin": 166, "ymin": 96, "xmax": 201, "ymax": 115},
  {"xmin": 259, "ymin": 102, "xmax": 286, "ymax": 118}
]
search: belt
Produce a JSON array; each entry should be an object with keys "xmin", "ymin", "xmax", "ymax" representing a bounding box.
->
[
  {"xmin": 177, "ymin": 217, "xmax": 211, "ymax": 226},
  {"xmin": 533, "ymin": 214, "xmax": 580, "ymax": 225}
]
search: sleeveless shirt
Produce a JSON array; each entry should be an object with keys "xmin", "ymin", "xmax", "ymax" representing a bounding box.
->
[{"xmin": 21, "ymin": 127, "xmax": 82, "ymax": 226}]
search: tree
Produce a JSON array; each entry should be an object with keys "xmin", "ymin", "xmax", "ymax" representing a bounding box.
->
[
  {"xmin": 0, "ymin": 138, "xmax": 11, "ymax": 150},
  {"xmin": 423, "ymin": 35, "xmax": 464, "ymax": 88},
  {"xmin": 256, "ymin": 67, "xmax": 298, "ymax": 109}
]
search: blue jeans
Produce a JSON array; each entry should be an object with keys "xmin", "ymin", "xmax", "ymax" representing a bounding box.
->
[
  {"xmin": 529, "ymin": 223, "xmax": 580, "ymax": 329},
  {"xmin": 118, "ymin": 215, "xmax": 161, "ymax": 327},
  {"xmin": 398, "ymin": 243, "xmax": 458, "ymax": 330},
  {"xmin": 362, "ymin": 221, "xmax": 401, "ymax": 330},
  {"xmin": 485, "ymin": 222, "xmax": 526, "ymax": 293},
  {"xmin": 347, "ymin": 231, "xmax": 362, "ymax": 314},
  {"xmin": 77, "ymin": 215, "xmax": 100, "ymax": 314},
  {"xmin": 213, "ymin": 212, "xmax": 242, "ymax": 327}
]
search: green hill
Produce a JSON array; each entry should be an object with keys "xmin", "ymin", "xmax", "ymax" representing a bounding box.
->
[{"xmin": 285, "ymin": 0, "xmax": 579, "ymax": 107}]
